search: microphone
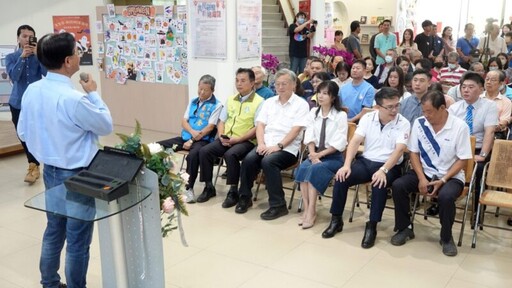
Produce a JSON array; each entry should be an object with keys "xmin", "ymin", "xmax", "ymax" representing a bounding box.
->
[{"xmin": 79, "ymin": 72, "xmax": 89, "ymax": 83}]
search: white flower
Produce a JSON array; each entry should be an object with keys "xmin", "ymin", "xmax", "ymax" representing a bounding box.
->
[
  {"xmin": 162, "ymin": 197, "xmax": 175, "ymax": 214},
  {"xmin": 147, "ymin": 142, "xmax": 163, "ymax": 154}
]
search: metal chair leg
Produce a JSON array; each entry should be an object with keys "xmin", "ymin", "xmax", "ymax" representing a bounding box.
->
[
  {"xmin": 213, "ymin": 157, "xmax": 224, "ymax": 187},
  {"xmin": 349, "ymin": 184, "xmax": 360, "ymax": 223}
]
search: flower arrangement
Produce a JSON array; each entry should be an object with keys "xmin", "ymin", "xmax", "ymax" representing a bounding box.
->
[
  {"xmin": 261, "ymin": 53, "xmax": 280, "ymax": 86},
  {"xmin": 115, "ymin": 121, "xmax": 188, "ymax": 239},
  {"xmin": 312, "ymin": 45, "xmax": 355, "ymax": 66}
]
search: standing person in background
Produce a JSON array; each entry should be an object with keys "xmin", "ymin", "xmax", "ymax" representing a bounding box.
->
[
  {"xmin": 456, "ymin": 23, "xmax": 479, "ymax": 70},
  {"xmin": 331, "ymin": 30, "xmax": 346, "ymax": 51},
  {"xmin": 17, "ymin": 32, "xmax": 113, "ymax": 288},
  {"xmin": 415, "ymin": 20, "xmax": 434, "ymax": 60},
  {"xmin": 431, "ymin": 24, "xmax": 444, "ymax": 60},
  {"xmin": 369, "ymin": 23, "xmax": 384, "ymax": 61},
  {"xmin": 345, "ymin": 21, "xmax": 363, "ymax": 60},
  {"xmin": 441, "ymin": 26, "xmax": 456, "ymax": 61},
  {"xmin": 289, "ymin": 11, "xmax": 316, "ymax": 75},
  {"xmin": 397, "ymin": 29, "xmax": 418, "ymax": 57},
  {"xmin": 374, "ymin": 20, "xmax": 397, "ymax": 65},
  {"xmin": 6, "ymin": 24, "xmax": 47, "ymax": 184},
  {"xmin": 478, "ymin": 23, "xmax": 508, "ymax": 58}
]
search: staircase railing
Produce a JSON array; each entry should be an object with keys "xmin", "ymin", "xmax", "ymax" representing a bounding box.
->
[{"xmin": 278, "ymin": 0, "xmax": 295, "ymax": 27}]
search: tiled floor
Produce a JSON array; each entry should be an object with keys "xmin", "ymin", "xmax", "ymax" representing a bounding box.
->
[{"xmin": 1, "ymin": 125, "xmax": 512, "ymax": 288}]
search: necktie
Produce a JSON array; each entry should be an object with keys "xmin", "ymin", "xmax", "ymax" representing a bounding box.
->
[
  {"xmin": 317, "ymin": 118, "xmax": 328, "ymax": 152},
  {"xmin": 465, "ymin": 105, "xmax": 474, "ymax": 135}
]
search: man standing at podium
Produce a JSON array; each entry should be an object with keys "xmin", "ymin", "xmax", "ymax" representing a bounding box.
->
[{"xmin": 17, "ymin": 32, "xmax": 113, "ymax": 288}]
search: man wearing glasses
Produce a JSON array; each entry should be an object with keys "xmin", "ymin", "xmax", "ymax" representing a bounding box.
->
[{"xmin": 322, "ymin": 87, "xmax": 410, "ymax": 250}]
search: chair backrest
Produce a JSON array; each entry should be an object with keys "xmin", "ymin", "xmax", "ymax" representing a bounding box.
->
[
  {"xmin": 347, "ymin": 122, "xmax": 357, "ymax": 143},
  {"xmin": 463, "ymin": 136, "xmax": 476, "ymax": 184},
  {"xmin": 485, "ymin": 139, "xmax": 512, "ymax": 190}
]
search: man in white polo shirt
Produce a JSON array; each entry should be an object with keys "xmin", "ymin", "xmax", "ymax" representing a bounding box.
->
[
  {"xmin": 236, "ymin": 69, "xmax": 309, "ymax": 219},
  {"xmin": 391, "ymin": 90, "xmax": 472, "ymax": 257},
  {"xmin": 322, "ymin": 87, "xmax": 410, "ymax": 249}
]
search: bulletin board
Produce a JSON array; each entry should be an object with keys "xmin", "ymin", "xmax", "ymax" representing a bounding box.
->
[{"xmin": 96, "ymin": 5, "xmax": 188, "ymax": 134}]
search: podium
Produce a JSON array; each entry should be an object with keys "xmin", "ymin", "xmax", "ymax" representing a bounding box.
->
[{"xmin": 24, "ymin": 168, "xmax": 165, "ymax": 287}]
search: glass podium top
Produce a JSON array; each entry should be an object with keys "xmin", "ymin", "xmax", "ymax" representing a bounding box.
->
[{"xmin": 24, "ymin": 183, "xmax": 152, "ymax": 222}]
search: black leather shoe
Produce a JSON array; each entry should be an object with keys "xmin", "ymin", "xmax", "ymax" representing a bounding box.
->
[
  {"xmin": 361, "ymin": 221, "xmax": 377, "ymax": 249},
  {"xmin": 196, "ymin": 186, "xmax": 216, "ymax": 203},
  {"xmin": 235, "ymin": 196, "xmax": 253, "ymax": 214},
  {"xmin": 322, "ymin": 215, "xmax": 344, "ymax": 238},
  {"xmin": 426, "ymin": 203, "xmax": 440, "ymax": 216},
  {"xmin": 260, "ymin": 205, "xmax": 288, "ymax": 220},
  {"xmin": 508, "ymin": 217, "xmax": 512, "ymax": 226},
  {"xmin": 222, "ymin": 192, "xmax": 239, "ymax": 208},
  {"xmin": 58, "ymin": 283, "xmax": 67, "ymax": 288}
]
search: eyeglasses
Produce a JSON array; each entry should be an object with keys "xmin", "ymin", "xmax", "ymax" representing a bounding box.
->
[
  {"xmin": 275, "ymin": 81, "xmax": 291, "ymax": 87},
  {"xmin": 379, "ymin": 103, "xmax": 401, "ymax": 111}
]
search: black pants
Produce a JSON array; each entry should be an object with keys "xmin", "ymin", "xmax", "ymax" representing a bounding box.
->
[
  {"xmin": 10, "ymin": 105, "xmax": 39, "ymax": 165},
  {"xmin": 392, "ymin": 170, "xmax": 464, "ymax": 242},
  {"xmin": 239, "ymin": 147, "xmax": 297, "ymax": 207},
  {"xmin": 157, "ymin": 137, "xmax": 208, "ymax": 188},
  {"xmin": 199, "ymin": 139, "xmax": 254, "ymax": 185}
]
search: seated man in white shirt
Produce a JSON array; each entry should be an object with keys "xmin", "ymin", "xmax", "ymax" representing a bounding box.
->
[
  {"xmin": 391, "ymin": 90, "xmax": 472, "ymax": 257},
  {"xmin": 236, "ymin": 69, "xmax": 310, "ymax": 219},
  {"xmin": 322, "ymin": 87, "xmax": 410, "ymax": 249}
]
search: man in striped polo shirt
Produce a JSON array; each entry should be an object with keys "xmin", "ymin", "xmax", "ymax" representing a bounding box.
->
[{"xmin": 439, "ymin": 52, "xmax": 467, "ymax": 90}]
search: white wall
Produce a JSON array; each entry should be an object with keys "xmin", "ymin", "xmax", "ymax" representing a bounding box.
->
[{"xmin": 0, "ymin": 0, "xmax": 111, "ymax": 90}]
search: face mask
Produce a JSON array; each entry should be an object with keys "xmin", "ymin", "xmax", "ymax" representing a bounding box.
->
[
  {"xmin": 434, "ymin": 62, "xmax": 443, "ymax": 69},
  {"xmin": 297, "ymin": 18, "xmax": 305, "ymax": 25},
  {"xmin": 489, "ymin": 67, "xmax": 498, "ymax": 71},
  {"xmin": 448, "ymin": 63, "xmax": 457, "ymax": 70},
  {"xmin": 385, "ymin": 55, "xmax": 393, "ymax": 63}
]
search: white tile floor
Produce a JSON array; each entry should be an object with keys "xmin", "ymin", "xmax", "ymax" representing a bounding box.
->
[{"xmin": 1, "ymin": 125, "xmax": 512, "ymax": 288}]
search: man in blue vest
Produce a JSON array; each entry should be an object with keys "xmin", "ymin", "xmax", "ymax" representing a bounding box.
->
[{"xmin": 158, "ymin": 74, "xmax": 222, "ymax": 203}]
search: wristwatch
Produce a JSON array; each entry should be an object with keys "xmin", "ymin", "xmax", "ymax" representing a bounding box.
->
[
  {"xmin": 277, "ymin": 143, "xmax": 284, "ymax": 150},
  {"xmin": 479, "ymin": 152, "xmax": 487, "ymax": 158},
  {"xmin": 379, "ymin": 166, "xmax": 388, "ymax": 174}
]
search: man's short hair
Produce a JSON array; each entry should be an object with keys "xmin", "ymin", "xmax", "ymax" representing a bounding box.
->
[
  {"xmin": 307, "ymin": 55, "xmax": 320, "ymax": 61},
  {"xmin": 375, "ymin": 87, "xmax": 400, "ymax": 106},
  {"xmin": 422, "ymin": 20, "xmax": 433, "ymax": 28},
  {"xmin": 421, "ymin": 90, "xmax": 446, "ymax": 109},
  {"xmin": 350, "ymin": 21, "xmax": 360, "ymax": 32},
  {"xmin": 199, "ymin": 74, "xmax": 216, "ymax": 90},
  {"xmin": 16, "ymin": 24, "xmax": 35, "ymax": 37},
  {"xmin": 469, "ymin": 62, "xmax": 484, "ymax": 71},
  {"xmin": 460, "ymin": 71, "xmax": 484, "ymax": 87},
  {"xmin": 295, "ymin": 11, "xmax": 307, "ymax": 19},
  {"xmin": 414, "ymin": 58, "xmax": 432, "ymax": 71},
  {"xmin": 275, "ymin": 68, "xmax": 297, "ymax": 84},
  {"xmin": 236, "ymin": 68, "xmax": 255, "ymax": 82},
  {"xmin": 447, "ymin": 51, "xmax": 459, "ymax": 62},
  {"xmin": 382, "ymin": 19, "xmax": 391, "ymax": 25},
  {"xmin": 252, "ymin": 66, "xmax": 267, "ymax": 76},
  {"xmin": 37, "ymin": 32, "xmax": 76, "ymax": 70},
  {"xmin": 412, "ymin": 68, "xmax": 432, "ymax": 80},
  {"xmin": 310, "ymin": 58, "xmax": 325, "ymax": 68},
  {"xmin": 352, "ymin": 59, "xmax": 367, "ymax": 69},
  {"xmin": 464, "ymin": 23, "xmax": 474, "ymax": 30},
  {"xmin": 488, "ymin": 70, "xmax": 506, "ymax": 82}
]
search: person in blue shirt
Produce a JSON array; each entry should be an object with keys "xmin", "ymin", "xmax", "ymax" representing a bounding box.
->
[
  {"xmin": 6, "ymin": 24, "xmax": 47, "ymax": 184},
  {"xmin": 252, "ymin": 66, "xmax": 274, "ymax": 99},
  {"xmin": 17, "ymin": 32, "xmax": 113, "ymax": 288},
  {"xmin": 157, "ymin": 75, "xmax": 222, "ymax": 203},
  {"xmin": 338, "ymin": 60, "xmax": 375, "ymax": 122},
  {"xmin": 456, "ymin": 23, "xmax": 479, "ymax": 69}
]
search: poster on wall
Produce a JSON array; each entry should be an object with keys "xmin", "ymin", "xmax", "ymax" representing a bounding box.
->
[
  {"xmin": 101, "ymin": 5, "xmax": 188, "ymax": 85},
  {"xmin": 189, "ymin": 0, "xmax": 227, "ymax": 59},
  {"xmin": 0, "ymin": 45, "xmax": 16, "ymax": 106},
  {"xmin": 53, "ymin": 16, "xmax": 93, "ymax": 66},
  {"xmin": 236, "ymin": 0, "xmax": 261, "ymax": 60}
]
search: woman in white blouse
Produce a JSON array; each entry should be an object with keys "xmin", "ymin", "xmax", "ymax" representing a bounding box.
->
[{"xmin": 295, "ymin": 80, "xmax": 348, "ymax": 229}]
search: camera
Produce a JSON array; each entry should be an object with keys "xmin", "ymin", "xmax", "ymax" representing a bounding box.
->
[
  {"xmin": 484, "ymin": 18, "xmax": 497, "ymax": 34},
  {"xmin": 312, "ymin": 20, "xmax": 318, "ymax": 25},
  {"xmin": 29, "ymin": 36, "xmax": 37, "ymax": 46}
]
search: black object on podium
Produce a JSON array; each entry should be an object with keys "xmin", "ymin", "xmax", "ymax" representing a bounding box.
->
[{"xmin": 65, "ymin": 146, "xmax": 144, "ymax": 201}]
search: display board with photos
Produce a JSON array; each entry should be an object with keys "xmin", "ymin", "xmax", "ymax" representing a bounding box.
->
[{"xmin": 100, "ymin": 5, "xmax": 188, "ymax": 85}]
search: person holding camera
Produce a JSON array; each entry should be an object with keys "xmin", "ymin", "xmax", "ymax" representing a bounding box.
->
[
  {"xmin": 289, "ymin": 11, "xmax": 316, "ymax": 75},
  {"xmin": 6, "ymin": 25, "xmax": 47, "ymax": 184},
  {"xmin": 456, "ymin": 23, "xmax": 480, "ymax": 70},
  {"xmin": 391, "ymin": 90, "xmax": 472, "ymax": 257},
  {"xmin": 477, "ymin": 23, "xmax": 508, "ymax": 60}
]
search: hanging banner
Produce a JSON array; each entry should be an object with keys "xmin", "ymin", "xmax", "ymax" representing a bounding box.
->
[
  {"xmin": 189, "ymin": 0, "xmax": 227, "ymax": 59},
  {"xmin": 236, "ymin": 0, "xmax": 261, "ymax": 60},
  {"xmin": 53, "ymin": 15, "xmax": 93, "ymax": 66}
]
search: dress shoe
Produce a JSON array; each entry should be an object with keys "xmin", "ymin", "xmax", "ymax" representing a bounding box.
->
[
  {"xmin": 183, "ymin": 187, "xmax": 196, "ymax": 203},
  {"xmin": 390, "ymin": 227, "xmax": 415, "ymax": 246},
  {"xmin": 361, "ymin": 221, "xmax": 377, "ymax": 249},
  {"xmin": 235, "ymin": 195, "xmax": 253, "ymax": 214},
  {"xmin": 222, "ymin": 191, "xmax": 239, "ymax": 208},
  {"xmin": 439, "ymin": 237, "xmax": 458, "ymax": 257},
  {"xmin": 24, "ymin": 162, "xmax": 39, "ymax": 184},
  {"xmin": 302, "ymin": 215, "xmax": 316, "ymax": 229},
  {"xmin": 426, "ymin": 203, "xmax": 440, "ymax": 216},
  {"xmin": 59, "ymin": 283, "xmax": 67, "ymax": 288},
  {"xmin": 196, "ymin": 185, "xmax": 216, "ymax": 203},
  {"xmin": 260, "ymin": 205, "xmax": 288, "ymax": 220},
  {"xmin": 322, "ymin": 215, "xmax": 343, "ymax": 238},
  {"xmin": 507, "ymin": 217, "xmax": 512, "ymax": 226}
]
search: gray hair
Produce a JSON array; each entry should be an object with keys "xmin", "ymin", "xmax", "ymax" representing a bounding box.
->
[
  {"xmin": 199, "ymin": 74, "xmax": 216, "ymax": 90},
  {"xmin": 274, "ymin": 68, "xmax": 297, "ymax": 84},
  {"xmin": 252, "ymin": 66, "xmax": 267, "ymax": 76},
  {"xmin": 447, "ymin": 51, "xmax": 459, "ymax": 61}
]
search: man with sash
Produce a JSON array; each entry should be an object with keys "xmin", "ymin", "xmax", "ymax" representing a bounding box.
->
[
  {"xmin": 391, "ymin": 90, "xmax": 472, "ymax": 257},
  {"xmin": 157, "ymin": 74, "xmax": 222, "ymax": 203}
]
